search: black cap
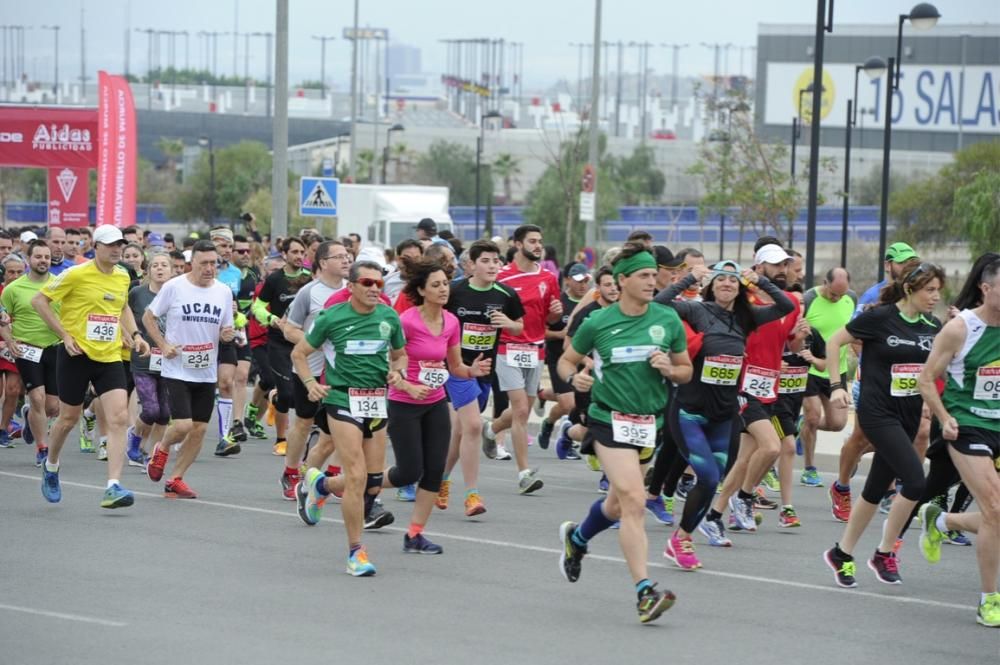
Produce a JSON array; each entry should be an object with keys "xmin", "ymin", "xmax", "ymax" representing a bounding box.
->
[
  {"xmin": 416, "ymin": 218, "xmax": 437, "ymax": 234},
  {"xmin": 653, "ymin": 245, "xmax": 683, "ymax": 268}
]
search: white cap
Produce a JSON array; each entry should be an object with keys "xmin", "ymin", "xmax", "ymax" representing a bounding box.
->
[
  {"xmin": 357, "ymin": 246, "xmax": 386, "ymax": 268},
  {"xmin": 19, "ymin": 231, "xmax": 37, "ymax": 243},
  {"xmin": 182, "ymin": 249, "xmax": 192, "ymax": 263},
  {"xmin": 754, "ymin": 243, "xmax": 792, "ymax": 266},
  {"xmin": 92, "ymin": 225, "xmax": 126, "ymax": 246}
]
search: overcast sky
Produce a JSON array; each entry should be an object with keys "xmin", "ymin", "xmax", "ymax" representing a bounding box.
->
[{"xmin": 5, "ymin": 0, "xmax": 998, "ymax": 91}]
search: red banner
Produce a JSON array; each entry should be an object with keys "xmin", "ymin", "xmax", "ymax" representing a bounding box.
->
[
  {"xmin": 0, "ymin": 106, "xmax": 98, "ymax": 169},
  {"xmin": 47, "ymin": 167, "xmax": 90, "ymax": 227},
  {"xmin": 95, "ymin": 71, "xmax": 137, "ymax": 228}
]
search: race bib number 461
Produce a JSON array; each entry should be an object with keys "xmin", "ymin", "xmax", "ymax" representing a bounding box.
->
[
  {"xmin": 505, "ymin": 344, "xmax": 538, "ymax": 369},
  {"xmin": 611, "ymin": 412, "xmax": 656, "ymax": 448},
  {"xmin": 86, "ymin": 314, "xmax": 119, "ymax": 342},
  {"xmin": 890, "ymin": 363, "xmax": 923, "ymax": 397}
]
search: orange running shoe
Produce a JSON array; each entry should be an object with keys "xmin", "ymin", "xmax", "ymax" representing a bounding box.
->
[
  {"xmin": 436, "ymin": 479, "xmax": 450, "ymax": 510},
  {"xmin": 164, "ymin": 477, "xmax": 197, "ymax": 499},
  {"xmin": 464, "ymin": 491, "xmax": 487, "ymax": 517}
]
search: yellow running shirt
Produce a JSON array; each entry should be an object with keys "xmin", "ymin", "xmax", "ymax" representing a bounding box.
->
[{"xmin": 41, "ymin": 261, "xmax": 131, "ymax": 363}]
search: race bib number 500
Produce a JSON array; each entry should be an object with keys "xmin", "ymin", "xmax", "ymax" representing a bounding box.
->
[
  {"xmin": 86, "ymin": 314, "xmax": 119, "ymax": 342},
  {"xmin": 779, "ymin": 366, "xmax": 808, "ymax": 394},
  {"xmin": 611, "ymin": 412, "xmax": 656, "ymax": 448},
  {"xmin": 348, "ymin": 388, "xmax": 387, "ymax": 419}
]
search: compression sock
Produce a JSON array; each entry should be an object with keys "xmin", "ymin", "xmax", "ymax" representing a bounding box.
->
[
  {"xmin": 216, "ymin": 398, "xmax": 233, "ymax": 437},
  {"xmin": 575, "ymin": 499, "xmax": 616, "ymax": 545}
]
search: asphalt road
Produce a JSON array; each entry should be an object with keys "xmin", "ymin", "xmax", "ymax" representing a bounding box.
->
[{"xmin": 1, "ymin": 415, "xmax": 997, "ymax": 665}]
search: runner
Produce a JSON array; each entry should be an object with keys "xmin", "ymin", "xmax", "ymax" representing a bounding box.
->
[
  {"xmin": 822, "ymin": 262, "xmax": 945, "ymax": 587},
  {"xmin": 439, "ymin": 239, "xmax": 524, "ymax": 516},
  {"xmin": 292, "ymin": 260, "xmax": 406, "ymax": 577},
  {"xmin": 223, "ymin": 233, "xmax": 261, "ymax": 444},
  {"xmin": 246, "ymin": 254, "xmax": 287, "ymax": 443},
  {"xmin": 33, "ymin": 225, "xmax": 150, "ymax": 509},
  {"xmin": 557, "ymin": 243, "xmax": 691, "ymax": 623},
  {"xmin": 143, "ymin": 240, "xmax": 236, "ymax": 498},
  {"xmin": 482, "ymin": 224, "xmax": 561, "ymax": 494},
  {"xmin": 210, "ymin": 227, "xmax": 244, "ymax": 456}
]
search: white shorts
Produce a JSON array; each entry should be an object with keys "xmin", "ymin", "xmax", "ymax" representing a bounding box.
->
[{"xmin": 495, "ymin": 353, "xmax": 542, "ymax": 396}]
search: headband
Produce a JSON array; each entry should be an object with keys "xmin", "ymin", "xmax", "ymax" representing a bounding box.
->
[
  {"xmin": 210, "ymin": 228, "xmax": 234, "ymax": 244},
  {"xmin": 612, "ymin": 251, "xmax": 657, "ymax": 278}
]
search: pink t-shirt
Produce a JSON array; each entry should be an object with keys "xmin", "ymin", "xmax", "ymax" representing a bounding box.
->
[{"xmin": 389, "ymin": 306, "xmax": 460, "ymax": 405}]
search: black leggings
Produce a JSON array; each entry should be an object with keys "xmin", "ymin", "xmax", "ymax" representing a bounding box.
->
[
  {"xmin": 267, "ymin": 342, "xmax": 295, "ymax": 415},
  {"xmin": 859, "ymin": 418, "xmax": 926, "ymax": 505},
  {"xmin": 386, "ymin": 398, "xmax": 451, "ymax": 493}
]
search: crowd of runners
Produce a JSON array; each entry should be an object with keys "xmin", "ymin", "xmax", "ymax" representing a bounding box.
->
[{"xmin": 1, "ymin": 218, "xmax": 996, "ymax": 627}]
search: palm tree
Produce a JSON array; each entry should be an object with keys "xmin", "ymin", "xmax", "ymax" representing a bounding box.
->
[
  {"xmin": 492, "ymin": 153, "xmax": 522, "ymax": 204},
  {"xmin": 156, "ymin": 137, "xmax": 185, "ymax": 182},
  {"xmin": 356, "ymin": 149, "xmax": 375, "ymax": 184},
  {"xmin": 390, "ymin": 142, "xmax": 412, "ymax": 183}
]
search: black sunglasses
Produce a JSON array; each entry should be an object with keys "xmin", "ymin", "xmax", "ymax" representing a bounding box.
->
[{"xmin": 904, "ymin": 262, "xmax": 938, "ymax": 285}]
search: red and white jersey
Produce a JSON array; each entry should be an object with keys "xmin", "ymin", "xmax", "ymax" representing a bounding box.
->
[
  {"xmin": 739, "ymin": 290, "xmax": 801, "ymax": 403},
  {"xmin": 497, "ymin": 261, "xmax": 559, "ymax": 359}
]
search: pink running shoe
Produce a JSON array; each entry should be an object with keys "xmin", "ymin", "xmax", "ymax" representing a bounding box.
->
[{"xmin": 664, "ymin": 530, "xmax": 701, "ymax": 571}]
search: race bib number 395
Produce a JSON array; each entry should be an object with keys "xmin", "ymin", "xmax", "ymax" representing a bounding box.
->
[
  {"xmin": 890, "ymin": 363, "xmax": 923, "ymax": 397},
  {"xmin": 86, "ymin": 314, "xmax": 119, "ymax": 342},
  {"xmin": 348, "ymin": 388, "xmax": 387, "ymax": 419},
  {"xmin": 611, "ymin": 412, "xmax": 656, "ymax": 448}
]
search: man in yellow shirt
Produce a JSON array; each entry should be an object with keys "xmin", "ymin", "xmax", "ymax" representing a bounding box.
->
[{"xmin": 32, "ymin": 225, "xmax": 150, "ymax": 509}]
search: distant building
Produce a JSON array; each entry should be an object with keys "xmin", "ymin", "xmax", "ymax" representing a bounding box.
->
[{"xmin": 388, "ymin": 45, "xmax": 422, "ymax": 78}]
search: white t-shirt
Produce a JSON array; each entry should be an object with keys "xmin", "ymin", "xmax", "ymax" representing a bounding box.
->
[
  {"xmin": 147, "ymin": 275, "xmax": 234, "ymax": 383},
  {"xmin": 287, "ymin": 277, "xmax": 345, "ymax": 375}
]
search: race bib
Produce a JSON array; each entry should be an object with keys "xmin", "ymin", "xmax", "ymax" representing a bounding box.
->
[
  {"xmin": 741, "ymin": 365, "xmax": 779, "ymax": 399},
  {"xmin": 0, "ymin": 345, "xmax": 13, "ymax": 363},
  {"xmin": 701, "ymin": 354, "xmax": 743, "ymax": 386},
  {"xmin": 417, "ymin": 361, "xmax": 449, "ymax": 389},
  {"xmin": 890, "ymin": 363, "xmax": 923, "ymax": 397},
  {"xmin": 505, "ymin": 344, "xmax": 538, "ymax": 369},
  {"xmin": 611, "ymin": 345, "xmax": 657, "ymax": 364},
  {"xmin": 17, "ymin": 343, "xmax": 43, "ymax": 363},
  {"xmin": 611, "ymin": 412, "xmax": 656, "ymax": 448},
  {"xmin": 86, "ymin": 314, "xmax": 119, "ymax": 342},
  {"xmin": 149, "ymin": 348, "xmax": 163, "ymax": 373},
  {"xmin": 461, "ymin": 323, "xmax": 497, "ymax": 351},
  {"xmin": 345, "ymin": 339, "xmax": 386, "ymax": 355},
  {"xmin": 181, "ymin": 343, "xmax": 215, "ymax": 370},
  {"xmin": 779, "ymin": 366, "xmax": 809, "ymax": 394},
  {"xmin": 348, "ymin": 388, "xmax": 387, "ymax": 419},
  {"xmin": 974, "ymin": 366, "xmax": 1000, "ymax": 401}
]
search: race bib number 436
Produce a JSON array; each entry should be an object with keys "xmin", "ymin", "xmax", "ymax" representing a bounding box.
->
[
  {"xmin": 890, "ymin": 363, "xmax": 923, "ymax": 397},
  {"xmin": 611, "ymin": 412, "xmax": 656, "ymax": 448},
  {"xmin": 348, "ymin": 388, "xmax": 387, "ymax": 419},
  {"xmin": 86, "ymin": 314, "xmax": 119, "ymax": 342}
]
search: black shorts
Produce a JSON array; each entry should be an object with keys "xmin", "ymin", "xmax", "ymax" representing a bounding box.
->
[
  {"xmin": 292, "ymin": 374, "xmax": 321, "ymax": 419},
  {"xmin": 218, "ymin": 342, "xmax": 238, "ymax": 366},
  {"xmin": 947, "ymin": 425, "xmax": 1000, "ymax": 461},
  {"xmin": 569, "ymin": 389, "xmax": 591, "ymax": 426},
  {"xmin": 252, "ymin": 345, "xmax": 274, "ymax": 391},
  {"xmin": 163, "ymin": 378, "xmax": 216, "ymax": 423},
  {"xmin": 805, "ymin": 372, "xmax": 849, "ymax": 399},
  {"xmin": 582, "ymin": 420, "xmax": 656, "ymax": 464},
  {"xmin": 738, "ymin": 393, "xmax": 774, "ymax": 430},
  {"xmin": 325, "ymin": 403, "xmax": 387, "ymax": 439},
  {"xmin": 123, "ymin": 360, "xmax": 135, "ymax": 396},
  {"xmin": 56, "ymin": 346, "xmax": 127, "ymax": 406},
  {"xmin": 15, "ymin": 344, "xmax": 59, "ymax": 395},
  {"xmin": 772, "ymin": 393, "xmax": 805, "ymax": 439},
  {"xmin": 545, "ymin": 355, "xmax": 573, "ymax": 395}
]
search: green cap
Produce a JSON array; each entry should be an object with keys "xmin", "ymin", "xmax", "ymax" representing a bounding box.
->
[{"xmin": 885, "ymin": 242, "xmax": 918, "ymax": 263}]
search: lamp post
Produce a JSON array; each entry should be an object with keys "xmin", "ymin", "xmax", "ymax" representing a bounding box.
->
[
  {"xmin": 251, "ymin": 31, "xmax": 273, "ymax": 117},
  {"xmin": 877, "ymin": 2, "xmax": 940, "ymax": 281},
  {"xmin": 198, "ymin": 135, "xmax": 216, "ymax": 225},
  {"xmin": 841, "ymin": 57, "xmax": 887, "ymax": 268},
  {"xmin": 791, "ymin": 82, "xmax": 823, "ymax": 181},
  {"xmin": 382, "ymin": 123, "xmax": 404, "ymax": 184},
  {"xmin": 41, "ymin": 25, "xmax": 59, "ymax": 99},
  {"xmin": 311, "ymin": 35, "xmax": 334, "ymax": 100},
  {"xmin": 475, "ymin": 110, "xmax": 502, "ymax": 240}
]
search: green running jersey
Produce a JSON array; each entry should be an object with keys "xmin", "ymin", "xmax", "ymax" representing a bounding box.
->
[{"xmin": 943, "ymin": 309, "xmax": 1000, "ymax": 429}]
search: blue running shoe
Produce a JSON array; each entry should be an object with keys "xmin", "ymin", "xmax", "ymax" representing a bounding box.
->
[
  {"xmin": 697, "ymin": 517, "xmax": 732, "ymax": 547},
  {"xmin": 346, "ymin": 547, "xmax": 376, "ymax": 577},
  {"xmin": 598, "ymin": 473, "xmax": 609, "ymax": 493},
  {"xmin": 645, "ymin": 495, "xmax": 674, "ymax": 526},
  {"xmin": 403, "ymin": 533, "xmax": 443, "ymax": 554},
  {"xmin": 554, "ymin": 421, "xmax": 573, "ymax": 459},
  {"xmin": 800, "ymin": 467, "xmax": 823, "ymax": 487},
  {"xmin": 944, "ymin": 530, "xmax": 972, "ymax": 546},
  {"xmin": 100, "ymin": 483, "xmax": 134, "ymax": 509},
  {"xmin": 296, "ymin": 467, "xmax": 326, "ymax": 526},
  {"xmin": 0, "ymin": 430, "xmax": 13, "ymax": 448},
  {"xmin": 35, "ymin": 446, "xmax": 48, "ymax": 468},
  {"xmin": 126, "ymin": 426, "xmax": 143, "ymax": 459},
  {"xmin": 41, "ymin": 465, "xmax": 61, "ymax": 503},
  {"xmin": 21, "ymin": 404, "xmax": 33, "ymax": 445},
  {"xmin": 395, "ymin": 483, "xmax": 417, "ymax": 502}
]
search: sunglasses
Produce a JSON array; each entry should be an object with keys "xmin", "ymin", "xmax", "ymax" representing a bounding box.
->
[
  {"xmin": 354, "ymin": 277, "xmax": 384, "ymax": 288},
  {"xmin": 233, "ymin": 248, "xmax": 251, "ymax": 254},
  {"xmin": 904, "ymin": 262, "xmax": 937, "ymax": 285}
]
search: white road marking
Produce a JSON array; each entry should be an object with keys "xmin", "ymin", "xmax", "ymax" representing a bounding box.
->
[{"xmin": 0, "ymin": 603, "xmax": 127, "ymax": 627}]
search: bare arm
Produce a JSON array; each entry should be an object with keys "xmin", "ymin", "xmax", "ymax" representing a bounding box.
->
[
  {"xmin": 827, "ymin": 327, "xmax": 858, "ymax": 408},
  {"xmin": 558, "ymin": 346, "xmax": 594, "ymax": 392},
  {"xmin": 445, "ymin": 344, "xmax": 491, "ymax": 379},
  {"xmin": 32, "ymin": 291, "xmax": 81, "ymax": 356},
  {"xmin": 919, "ymin": 317, "xmax": 966, "ymax": 440},
  {"xmin": 292, "ymin": 337, "xmax": 329, "ymax": 402},
  {"xmin": 142, "ymin": 310, "xmax": 176, "ymax": 358}
]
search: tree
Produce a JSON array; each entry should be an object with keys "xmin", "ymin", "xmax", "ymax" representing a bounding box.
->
[
  {"xmin": 953, "ymin": 170, "xmax": 1000, "ymax": 257},
  {"xmin": 389, "ymin": 142, "xmax": 413, "ymax": 184},
  {"xmin": 168, "ymin": 141, "xmax": 274, "ymax": 223},
  {"xmin": 412, "ymin": 140, "xmax": 492, "ymax": 206},
  {"xmin": 155, "ymin": 137, "xmax": 185, "ymax": 181},
  {"xmin": 609, "ymin": 144, "xmax": 665, "ymax": 205},
  {"xmin": 492, "ymin": 153, "xmax": 522, "ymax": 204}
]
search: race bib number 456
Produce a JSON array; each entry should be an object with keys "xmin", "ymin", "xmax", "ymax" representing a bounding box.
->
[
  {"xmin": 418, "ymin": 361, "xmax": 449, "ymax": 389},
  {"xmin": 611, "ymin": 412, "xmax": 656, "ymax": 448},
  {"xmin": 86, "ymin": 314, "xmax": 119, "ymax": 342},
  {"xmin": 890, "ymin": 363, "xmax": 923, "ymax": 397}
]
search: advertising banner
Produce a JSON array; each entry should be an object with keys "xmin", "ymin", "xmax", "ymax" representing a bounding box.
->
[
  {"xmin": 47, "ymin": 166, "xmax": 90, "ymax": 227},
  {"xmin": 0, "ymin": 106, "xmax": 99, "ymax": 169},
  {"xmin": 95, "ymin": 71, "xmax": 137, "ymax": 228}
]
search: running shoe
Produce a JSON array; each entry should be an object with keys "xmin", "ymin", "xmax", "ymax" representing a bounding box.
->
[
  {"xmin": 878, "ymin": 491, "xmax": 896, "ymax": 515},
  {"xmin": 537, "ymin": 419, "xmax": 554, "ymax": 450},
  {"xmin": 728, "ymin": 494, "xmax": 757, "ymax": 532},
  {"xmin": 945, "ymin": 531, "xmax": 972, "ymax": 546},
  {"xmin": 245, "ymin": 416, "xmax": 267, "ymax": 440},
  {"xmin": 126, "ymin": 426, "xmax": 144, "ymax": 465},
  {"xmin": 753, "ymin": 487, "xmax": 779, "ymax": 510},
  {"xmin": 664, "ymin": 531, "xmax": 700, "ymax": 571},
  {"xmin": 435, "ymin": 479, "xmax": 450, "ymax": 510},
  {"xmin": 697, "ymin": 517, "xmax": 732, "ymax": 547},
  {"xmin": 100, "ymin": 483, "xmax": 134, "ymax": 509},
  {"xmin": 518, "ymin": 469, "xmax": 543, "ymax": 495},
  {"xmin": 598, "ymin": 474, "xmax": 609, "ymax": 493},
  {"xmin": 495, "ymin": 443, "xmax": 512, "ymax": 461},
  {"xmin": 403, "ymin": 533, "xmax": 443, "ymax": 554},
  {"xmin": 96, "ymin": 441, "xmax": 108, "ymax": 461},
  {"xmin": 558, "ymin": 521, "xmax": 586, "ymax": 583},
  {"xmin": 229, "ymin": 420, "xmax": 248, "ymax": 443},
  {"xmin": 778, "ymin": 506, "xmax": 801, "ymax": 528},
  {"xmin": 978, "ymin": 592, "xmax": 1000, "ymax": 628},
  {"xmin": 829, "ymin": 483, "xmax": 852, "ymax": 522},
  {"xmin": 868, "ymin": 551, "xmax": 902, "ymax": 585},
  {"xmin": 823, "ymin": 546, "xmax": 857, "ymax": 588},
  {"xmin": 146, "ymin": 444, "xmax": 169, "ymax": 482},
  {"xmin": 41, "ymin": 465, "xmax": 61, "ymax": 503},
  {"xmin": 636, "ymin": 584, "xmax": 676, "ymax": 624},
  {"xmin": 35, "ymin": 446, "xmax": 48, "ymax": 468},
  {"xmin": 676, "ymin": 476, "xmax": 695, "ymax": 500},
  {"xmin": 7, "ymin": 418, "xmax": 22, "ymax": 439},
  {"xmin": 20, "ymin": 404, "xmax": 33, "ymax": 445},
  {"xmin": 532, "ymin": 394, "xmax": 546, "ymax": 417},
  {"xmin": 364, "ymin": 501, "xmax": 395, "ymax": 530},
  {"xmin": 481, "ymin": 421, "xmax": 497, "ymax": 459},
  {"xmin": 554, "ymin": 421, "xmax": 576, "ymax": 460},
  {"xmin": 0, "ymin": 430, "xmax": 14, "ymax": 448},
  {"xmin": 396, "ymin": 483, "xmax": 417, "ymax": 502},
  {"xmin": 281, "ymin": 470, "xmax": 300, "ymax": 501},
  {"xmin": 585, "ymin": 453, "xmax": 602, "ymax": 472},
  {"xmin": 918, "ymin": 502, "xmax": 944, "ymax": 564},
  {"xmin": 464, "ymin": 491, "xmax": 486, "ymax": 517},
  {"xmin": 164, "ymin": 478, "xmax": 197, "ymax": 499},
  {"xmin": 762, "ymin": 467, "xmax": 781, "ymax": 494},
  {"xmin": 800, "ymin": 467, "xmax": 823, "ymax": 487},
  {"xmin": 214, "ymin": 435, "xmax": 241, "ymax": 457},
  {"xmin": 346, "ymin": 547, "xmax": 376, "ymax": 577},
  {"xmin": 272, "ymin": 440, "xmax": 286, "ymax": 456},
  {"xmin": 80, "ymin": 412, "xmax": 96, "ymax": 452},
  {"xmin": 296, "ymin": 468, "xmax": 326, "ymax": 526},
  {"xmin": 645, "ymin": 495, "xmax": 674, "ymax": 526}
]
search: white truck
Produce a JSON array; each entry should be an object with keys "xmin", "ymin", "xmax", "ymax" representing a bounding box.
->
[{"xmin": 335, "ymin": 184, "xmax": 454, "ymax": 250}]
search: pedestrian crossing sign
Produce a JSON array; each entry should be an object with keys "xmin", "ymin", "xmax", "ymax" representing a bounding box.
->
[{"xmin": 299, "ymin": 177, "xmax": 339, "ymax": 217}]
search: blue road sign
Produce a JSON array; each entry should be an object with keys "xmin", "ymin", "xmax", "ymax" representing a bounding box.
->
[{"xmin": 299, "ymin": 177, "xmax": 338, "ymax": 217}]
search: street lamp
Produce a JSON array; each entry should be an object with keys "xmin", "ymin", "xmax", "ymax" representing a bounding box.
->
[
  {"xmin": 311, "ymin": 35, "xmax": 335, "ymax": 100},
  {"xmin": 41, "ymin": 25, "xmax": 59, "ymax": 99},
  {"xmin": 198, "ymin": 135, "xmax": 216, "ymax": 225},
  {"xmin": 714, "ymin": 100, "xmax": 750, "ymax": 259},
  {"xmin": 877, "ymin": 2, "xmax": 940, "ymax": 281},
  {"xmin": 382, "ymin": 123, "xmax": 404, "ymax": 184},
  {"xmin": 840, "ymin": 56, "xmax": 886, "ymax": 268},
  {"xmin": 791, "ymin": 82, "xmax": 823, "ymax": 180},
  {"xmin": 476, "ymin": 110, "xmax": 503, "ymax": 240}
]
